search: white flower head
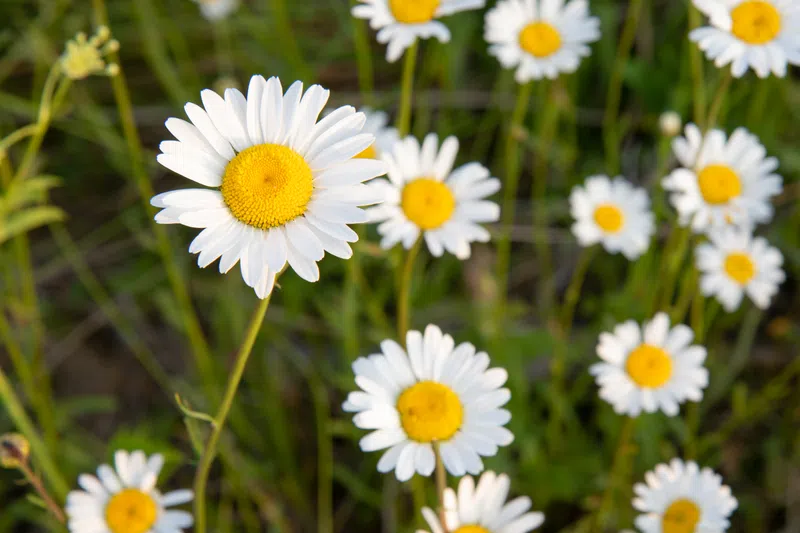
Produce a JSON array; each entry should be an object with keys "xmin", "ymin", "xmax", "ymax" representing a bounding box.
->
[
  {"xmin": 194, "ymin": 0, "xmax": 239, "ymax": 21},
  {"xmin": 484, "ymin": 0, "xmax": 601, "ymax": 82},
  {"xmin": 367, "ymin": 134, "xmax": 500, "ymax": 260},
  {"xmin": 343, "ymin": 324, "xmax": 513, "ymax": 481},
  {"xmin": 662, "ymin": 123, "xmax": 783, "ymax": 234},
  {"xmin": 590, "ymin": 313, "xmax": 709, "ymax": 417},
  {"xmin": 66, "ymin": 450, "xmax": 193, "ymax": 533},
  {"xmin": 417, "ymin": 471, "xmax": 545, "ymax": 533},
  {"xmin": 696, "ymin": 227, "xmax": 785, "ymax": 312},
  {"xmin": 569, "ymin": 175, "xmax": 655, "ymax": 260},
  {"xmin": 152, "ymin": 75, "xmax": 387, "ymax": 299},
  {"xmin": 352, "ymin": 0, "xmax": 487, "ymax": 62},
  {"xmin": 689, "ymin": 0, "xmax": 800, "ymax": 78},
  {"xmin": 633, "ymin": 458, "xmax": 738, "ymax": 533},
  {"xmin": 357, "ymin": 108, "xmax": 400, "ymax": 160}
]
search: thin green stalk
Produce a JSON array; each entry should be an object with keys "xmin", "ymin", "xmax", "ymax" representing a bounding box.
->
[
  {"xmin": 350, "ymin": 0, "xmax": 375, "ymax": 105},
  {"xmin": 16, "ymin": 460, "xmax": 66, "ymax": 524},
  {"xmin": 0, "ymin": 313, "xmax": 42, "ymax": 427},
  {"xmin": 684, "ymin": 292, "xmax": 706, "ymax": 459},
  {"xmin": 396, "ymin": 42, "xmax": 419, "ymax": 137},
  {"xmin": 705, "ymin": 70, "xmax": 733, "ymax": 130},
  {"xmin": 669, "ymin": 267, "xmax": 699, "ymax": 324},
  {"xmin": 0, "ymin": 124, "xmax": 38, "ymax": 155},
  {"xmin": 311, "ymin": 372, "xmax": 333, "ymax": 533},
  {"xmin": 16, "ymin": 65, "xmax": 61, "ymax": 180},
  {"xmin": 654, "ymin": 227, "xmax": 690, "ymax": 312},
  {"xmin": 705, "ymin": 307, "xmax": 761, "ymax": 407},
  {"xmin": 212, "ymin": 18, "xmax": 235, "ymax": 78},
  {"xmin": 194, "ymin": 295, "xmax": 273, "ymax": 533},
  {"xmin": 397, "ymin": 238, "xmax": 423, "ymax": 341},
  {"xmin": 688, "ymin": 3, "xmax": 707, "ymax": 127},
  {"xmin": 593, "ymin": 416, "xmax": 637, "ymax": 533},
  {"xmin": 270, "ymin": 0, "xmax": 312, "ymax": 80},
  {"xmin": 433, "ymin": 443, "xmax": 448, "ymax": 530},
  {"xmin": 559, "ymin": 246, "xmax": 597, "ymax": 333}
]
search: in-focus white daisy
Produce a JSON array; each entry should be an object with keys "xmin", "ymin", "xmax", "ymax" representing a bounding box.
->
[
  {"xmin": 690, "ymin": 0, "xmax": 800, "ymax": 78},
  {"xmin": 696, "ymin": 227, "xmax": 785, "ymax": 312},
  {"xmin": 194, "ymin": 0, "xmax": 239, "ymax": 21},
  {"xmin": 484, "ymin": 0, "xmax": 600, "ymax": 82},
  {"xmin": 366, "ymin": 134, "xmax": 500, "ymax": 260},
  {"xmin": 352, "ymin": 0, "xmax": 486, "ymax": 62},
  {"xmin": 569, "ymin": 175, "xmax": 655, "ymax": 260},
  {"xmin": 417, "ymin": 471, "xmax": 544, "ymax": 533},
  {"xmin": 152, "ymin": 75, "xmax": 387, "ymax": 298},
  {"xmin": 663, "ymin": 123, "xmax": 783, "ymax": 233},
  {"xmin": 66, "ymin": 450, "xmax": 193, "ymax": 533},
  {"xmin": 356, "ymin": 108, "xmax": 400, "ymax": 160},
  {"xmin": 589, "ymin": 312, "xmax": 709, "ymax": 417},
  {"xmin": 343, "ymin": 324, "xmax": 513, "ymax": 481},
  {"xmin": 634, "ymin": 458, "xmax": 738, "ymax": 533}
]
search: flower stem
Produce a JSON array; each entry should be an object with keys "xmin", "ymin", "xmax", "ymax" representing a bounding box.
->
[
  {"xmin": 193, "ymin": 294, "xmax": 273, "ymax": 533},
  {"xmin": 17, "ymin": 460, "xmax": 66, "ymax": 524},
  {"xmin": 705, "ymin": 70, "xmax": 733, "ymax": 130},
  {"xmin": 270, "ymin": 0, "xmax": 312, "ymax": 81},
  {"xmin": 350, "ymin": 0, "xmax": 375, "ymax": 105},
  {"xmin": 688, "ymin": 3, "xmax": 707, "ymax": 127},
  {"xmin": 559, "ymin": 246, "xmax": 597, "ymax": 334},
  {"xmin": 396, "ymin": 41, "xmax": 419, "ymax": 137},
  {"xmin": 593, "ymin": 416, "xmax": 636, "ymax": 533},
  {"xmin": 397, "ymin": 238, "xmax": 423, "ymax": 341},
  {"xmin": 433, "ymin": 442, "xmax": 448, "ymax": 531}
]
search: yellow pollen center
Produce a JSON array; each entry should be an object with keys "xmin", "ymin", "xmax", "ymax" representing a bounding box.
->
[
  {"xmin": 390, "ymin": 0, "xmax": 440, "ymax": 23},
  {"xmin": 396, "ymin": 381, "xmax": 463, "ymax": 442},
  {"xmin": 355, "ymin": 143, "xmax": 378, "ymax": 160},
  {"xmin": 731, "ymin": 1, "xmax": 782, "ymax": 44},
  {"xmin": 625, "ymin": 344, "xmax": 673, "ymax": 388},
  {"xmin": 593, "ymin": 204, "xmax": 625, "ymax": 233},
  {"xmin": 697, "ymin": 164, "xmax": 742, "ymax": 205},
  {"xmin": 401, "ymin": 178, "xmax": 456, "ymax": 230},
  {"xmin": 724, "ymin": 252, "xmax": 756, "ymax": 285},
  {"xmin": 662, "ymin": 498, "xmax": 702, "ymax": 533},
  {"xmin": 519, "ymin": 22, "xmax": 563, "ymax": 58},
  {"xmin": 453, "ymin": 526, "xmax": 491, "ymax": 533},
  {"xmin": 220, "ymin": 144, "xmax": 313, "ymax": 229},
  {"xmin": 105, "ymin": 489, "xmax": 158, "ymax": 533}
]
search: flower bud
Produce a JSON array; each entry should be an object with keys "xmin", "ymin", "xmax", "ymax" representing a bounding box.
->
[
  {"xmin": 0, "ymin": 433, "xmax": 30, "ymax": 468},
  {"xmin": 659, "ymin": 111, "xmax": 682, "ymax": 138}
]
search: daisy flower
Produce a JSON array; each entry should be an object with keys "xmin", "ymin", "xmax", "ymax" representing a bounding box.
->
[
  {"xmin": 484, "ymin": 0, "xmax": 601, "ymax": 82},
  {"xmin": 417, "ymin": 471, "xmax": 545, "ymax": 533},
  {"xmin": 152, "ymin": 75, "xmax": 386, "ymax": 298},
  {"xmin": 569, "ymin": 175, "xmax": 655, "ymax": 260},
  {"xmin": 356, "ymin": 108, "xmax": 400, "ymax": 160},
  {"xmin": 352, "ymin": 0, "xmax": 486, "ymax": 62},
  {"xmin": 689, "ymin": 0, "xmax": 800, "ymax": 78},
  {"xmin": 194, "ymin": 0, "xmax": 239, "ymax": 21},
  {"xmin": 696, "ymin": 227, "xmax": 785, "ymax": 312},
  {"xmin": 66, "ymin": 450, "xmax": 193, "ymax": 533},
  {"xmin": 589, "ymin": 312, "xmax": 709, "ymax": 417},
  {"xmin": 633, "ymin": 458, "xmax": 738, "ymax": 533},
  {"xmin": 366, "ymin": 134, "xmax": 500, "ymax": 260},
  {"xmin": 662, "ymin": 123, "xmax": 783, "ymax": 233},
  {"xmin": 343, "ymin": 324, "xmax": 513, "ymax": 481}
]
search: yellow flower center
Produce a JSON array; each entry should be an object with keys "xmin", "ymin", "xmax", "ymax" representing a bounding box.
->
[
  {"xmin": 453, "ymin": 526, "xmax": 491, "ymax": 533},
  {"xmin": 593, "ymin": 204, "xmax": 625, "ymax": 233},
  {"xmin": 62, "ymin": 41, "xmax": 105, "ymax": 80},
  {"xmin": 220, "ymin": 144, "xmax": 313, "ymax": 229},
  {"xmin": 697, "ymin": 164, "xmax": 742, "ymax": 205},
  {"xmin": 625, "ymin": 344, "xmax": 673, "ymax": 388},
  {"xmin": 724, "ymin": 252, "xmax": 756, "ymax": 285},
  {"xmin": 662, "ymin": 498, "xmax": 702, "ymax": 533},
  {"xmin": 396, "ymin": 381, "xmax": 463, "ymax": 442},
  {"xmin": 401, "ymin": 178, "xmax": 456, "ymax": 230},
  {"xmin": 390, "ymin": 0, "xmax": 440, "ymax": 24},
  {"xmin": 519, "ymin": 22, "xmax": 563, "ymax": 58},
  {"xmin": 355, "ymin": 143, "xmax": 378, "ymax": 160},
  {"xmin": 105, "ymin": 489, "xmax": 158, "ymax": 533},
  {"xmin": 731, "ymin": 1, "xmax": 782, "ymax": 45}
]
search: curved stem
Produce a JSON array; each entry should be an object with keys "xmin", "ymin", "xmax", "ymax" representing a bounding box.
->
[
  {"xmin": 433, "ymin": 442, "xmax": 448, "ymax": 532},
  {"xmin": 593, "ymin": 416, "xmax": 636, "ymax": 533},
  {"xmin": 350, "ymin": 0, "xmax": 375, "ymax": 105},
  {"xmin": 18, "ymin": 461, "xmax": 66, "ymax": 524},
  {"xmin": 397, "ymin": 238, "xmax": 423, "ymax": 341},
  {"xmin": 705, "ymin": 70, "xmax": 733, "ymax": 131},
  {"xmin": 396, "ymin": 41, "xmax": 419, "ymax": 137}
]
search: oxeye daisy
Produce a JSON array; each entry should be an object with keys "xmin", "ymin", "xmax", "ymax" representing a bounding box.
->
[
  {"xmin": 662, "ymin": 123, "xmax": 783, "ymax": 233},
  {"xmin": 366, "ymin": 134, "xmax": 500, "ymax": 260},
  {"xmin": 484, "ymin": 0, "xmax": 601, "ymax": 82},
  {"xmin": 152, "ymin": 75, "xmax": 386, "ymax": 298},
  {"xmin": 417, "ymin": 471, "xmax": 545, "ymax": 533},
  {"xmin": 193, "ymin": 0, "xmax": 239, "ymax": 21},
  {"xmin": 696, "ymin": 227, "xmax": 785, "ymax": 312},
  {"xmin": 589, "ymin": 313, "xmax": 709, "ymax": 417},
  {"xmin": 356, "ymin": 108, "xmax": 400, "ymax": 160},
  {"xmin": 569, "ymin": 175, "xmax": 655, "ymax": 260},
  {"xmin": 343, "ymin": 324, "xmax": 513, "ymax": 481},
  {"xmin": 633, "ymin": 458, "xmax": 738, "ymax": 533},
  {"xmin": 689, "ymin": 0, "xmax": 800, "ymax": 78},
  {"xmin": 66, "ymin": 450, "xmax": 193, "ymax": 533},
  {"xmin": 352, "ymin": 0, "xmax": 487, "ymax": 62}
]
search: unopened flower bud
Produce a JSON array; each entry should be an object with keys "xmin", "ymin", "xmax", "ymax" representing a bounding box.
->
[
  {"xmin": 0, "ymin": 433, "xmax": 30, "ymax": 468},
  {"xmin": 659, "ymin": 111, "xmax": 682, "ymax": 138}
]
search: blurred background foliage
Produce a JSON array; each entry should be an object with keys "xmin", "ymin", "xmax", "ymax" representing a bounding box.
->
[{"xmin": 0, "ymin": 0, "xmax": 798, "ymax": 532}]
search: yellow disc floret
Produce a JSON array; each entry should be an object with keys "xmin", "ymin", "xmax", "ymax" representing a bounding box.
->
[
  {"xmin": 724, "ymin": 252, "xmax": 756, "ymax": 285},
  {"xmin": 355, "ymin": 143, "xmax": 378, "ymax": 160},
  {"xmin": 453, "ymin": 526, "xmax": 491, "ymax": 533},
  {"xmin": 593, "ymin": 204, "xmax": 625, "ymax": 233},
  {"xmin": 401, "ymin": 178, "xmax": 456, "ymax": 230},
  {"xmin": 731, "ymin": 1, "xmax": 782, "ymax": 45},
  {"xmin": 519, "ymin": 22, "xmax": 563, "ymax": 58},
  {"xmin": 625, "ymin": 344, "xmax": 673, "ymax": 388},
  {"xmin": 397, "ymin": 381, "xmax": 464, "ymax": 442},
  {"xmin": 220, "ymin": 144, "xmax": 314, "ymax": 229},
  {"xmin": 662, "ymin": 498, "xmax": 702, "ymax": 533},
  {"xmin": 105, "ymin": 489, "xmax": 158, "ymax": 533},
  {"xmin": 390, "ymin": 0, "xmax": 440, "ymax": 24},
  {"xmin": 697, "ymin": 164, "xmax": 742, "ymax": 205}
]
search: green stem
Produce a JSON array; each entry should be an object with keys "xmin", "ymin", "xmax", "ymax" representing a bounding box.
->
[
  {"xmin": 270, "ymin": 0, "xmax": 312, "ymax": 80},
  {"xmin": 688, "ymin": 3, "xmax": 707, "ymax": 127},
  {"xmin": 396, "ymin": 41, "xmax": 419, "ymax": 137},
  {"xmin": 705, "ymin": 70, "xmax": 733, "ymax": 130},
  {"xmin": 433, "ymin": 442, "xmax": 448, "ymax": 531},
  {"xmin": 0, "ymin": 124, "xmax": 39, "ymax": 155},
  {"xmin": 397, "ymin": 238, "xmax": 423, "ymax": 341},
  {"xmin": 669, "ymin": 267, "xmax": 699, "ymax": 324},
  {"xmin": 193, "ymin": 295, "xmax": 273, "ymax": 533},
  {"xmin": 350, "ymin": 0, "xmax": 375, "ymax": 105},
  {"xmin": 212, "ymin": 18, "xmax": 235, "ymax": 79},
  {"xmin": 684, "ymin": 292, "xmax": 706, "ymax": 459},
  {"xmin": 559, "ymin": 247, "xmax": 597, "ymax": 334},
  {"xmin": 593, "ymin": 416, "xmax": 636, "ymax": 533},
  {"xmin": 17, "ymin": 460, "xmax": 66, "ymax": 524},
  {"xmin": 311, "ymin": 372, "xmax": 333, "ymax": 533}
]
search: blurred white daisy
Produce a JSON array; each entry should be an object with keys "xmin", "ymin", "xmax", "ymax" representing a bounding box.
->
[
  {"xmin": 690, "ymin": 0, "xmax": 800, "ymax": 78},
  {"xmin": 366, "ymin": 134, "xmax": 500, "ymax": 259},
  {"xmin": 152, "ymin": 75, "xmax": 386, "ymax": 298},
  {"xmin": 590, "ymin": 312, "xmax": 709, "ymax": 417},
  {"xmin": 343, "ymin": 324, "xmax": 513, "ymax": 481},
  {"xmin": 194, "ymin": 0, "xmax": 239, "ymax": 21},
  {"xmin": 352, "ymin": 0, "xmax": 486, "ymax": 62},
  {"xmin": 696, "ymin": 227, "xmax": 785, "ymax": 312},
  {"xmin": 634, "ymin": 458, "xmax": 738, "ymax": 533},
  {"xmin": 484, "ymin": 0, "xmax": 601, "ymax": 82},
  {"xmin": 66, "ymin": 450, "xmax": 193, "ymax": 533},
  {"xmin": 417, "ymin": 471, "xmax": 544, "ymax": 533},
  {"xmin": 357, "ymin": 108, "xmax": 400, "ymax": 160},
  {"xmin": 662, "ymin": 123, "xmax": 783, "ymax": 233},
  {"xmin": 569, "ymin": 175, "xmax": 655, "ymax": 260}
]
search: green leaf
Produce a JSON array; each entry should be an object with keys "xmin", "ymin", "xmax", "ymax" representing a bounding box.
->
[{"xmin": 0, "ymin": 206, "xmax": 65, "ymax": 244}]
